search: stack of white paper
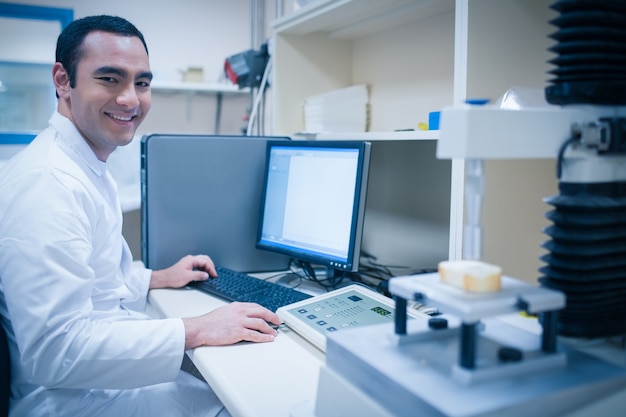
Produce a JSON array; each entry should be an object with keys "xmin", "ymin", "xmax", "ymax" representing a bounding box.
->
[{"xmin": 304, "ymin": 84, "xmax": 369, "ymax": 133}]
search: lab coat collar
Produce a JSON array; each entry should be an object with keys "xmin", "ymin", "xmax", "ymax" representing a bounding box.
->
[{"xmin": 49, "ymin": 111, "xmax": 107, "ymax": 177}]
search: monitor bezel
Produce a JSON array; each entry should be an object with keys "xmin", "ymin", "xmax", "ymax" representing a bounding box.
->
[{"xmin": 256, "ymin": 140, "xmax": 371, "ymax": 275}]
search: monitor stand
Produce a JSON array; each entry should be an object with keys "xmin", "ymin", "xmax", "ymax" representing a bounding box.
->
[{"xmin": 275, "ymin": 272, "xmax": 303, "ymax": 288}]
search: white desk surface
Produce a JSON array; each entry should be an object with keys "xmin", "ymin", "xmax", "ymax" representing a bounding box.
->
[{"xmin": 148, "ymin": 286, "xmax": 325, "ymax": 417}]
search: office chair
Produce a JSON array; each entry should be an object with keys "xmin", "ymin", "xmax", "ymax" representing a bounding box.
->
[{"xmin": 0, "ymin": 323, "xmax": 9, "ymax": 417}]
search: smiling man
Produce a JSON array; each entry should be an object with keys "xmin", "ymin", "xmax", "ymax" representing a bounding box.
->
[
  {"xmin": 54, "ymin": 27, "xmax": 152, "ymax": 161},
  {"xmin": 0, "ymin": 15, "xmax": 279, "ymax": 417}
]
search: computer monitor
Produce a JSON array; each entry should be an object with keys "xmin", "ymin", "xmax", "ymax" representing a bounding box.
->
[{"xmin": 257, "ymin": 140, "xmax": 371, "ymax": 278}]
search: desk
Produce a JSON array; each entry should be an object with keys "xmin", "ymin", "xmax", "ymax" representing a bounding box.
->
[{"xmin": 148, "ymin": 286, "xmax": 324, "ymax": 417}]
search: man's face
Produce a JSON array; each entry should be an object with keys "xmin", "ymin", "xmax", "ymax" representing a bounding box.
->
[{"xmin": 55, "ymin": 31, "xmax": 152, "ymax": 161}]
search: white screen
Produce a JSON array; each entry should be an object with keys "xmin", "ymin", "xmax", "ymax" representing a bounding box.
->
[
  {"xmin": 258, "ymin": 143, "xmax": 366, "ymax": 268},
  {"xmin": 282, "ymin": 153, "xmax": 357, "ymax": 256}
]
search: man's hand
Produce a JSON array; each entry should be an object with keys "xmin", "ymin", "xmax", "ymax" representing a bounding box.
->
[
  {"xmin": 149, "ymin": 254, "xmax": 217, "ymax": 289},
  {"xmin": 182, "ymin": 302, "xmax": 282, "ymax": 349}
]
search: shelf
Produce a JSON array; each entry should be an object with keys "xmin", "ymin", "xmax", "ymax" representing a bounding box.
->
[
  {"xmin": 149, "ymin": 81, "xmax": 249, "ymax": 123},
  {"xmin": 150, "ymin": 81, "xmax": 248, "ymax": 95},
  {"xmin": 273, "ymin": 0, "xmax": 453, "ymax": 39},
  {"xmin": 309, "ymin": 130, "xmax": 439, "ymax": 141}
]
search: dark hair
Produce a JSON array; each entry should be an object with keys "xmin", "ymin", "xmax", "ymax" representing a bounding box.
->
[{"xmin": 56, "ymin": 15, "xmax": 149, "ymax": 88}]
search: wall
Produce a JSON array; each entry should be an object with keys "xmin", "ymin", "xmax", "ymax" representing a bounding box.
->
[
  {"xmin": 353, "ymin": 11, "xmax": 454, "ymax": 132},
  {"xmin": 362, "ymin": 140, "xmax": 451, "ymax": 272},
  {"xmin": 2, "ymin": 0, "xmax": 264, "ymax": 136}
]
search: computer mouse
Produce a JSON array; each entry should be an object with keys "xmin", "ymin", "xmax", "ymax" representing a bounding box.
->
[{"xmin": 275, "ymin": 273, "xmax": 301, "ymax": 288}]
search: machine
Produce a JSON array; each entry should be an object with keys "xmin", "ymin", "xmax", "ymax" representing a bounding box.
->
[{"xmin": 294, "ymin": 1, "xmax": 626, "ymax": 416}]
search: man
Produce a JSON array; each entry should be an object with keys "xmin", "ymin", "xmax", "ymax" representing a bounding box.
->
[{"xmin": 0, "ymin": 15, "xmax": 280, "ymax": 416}]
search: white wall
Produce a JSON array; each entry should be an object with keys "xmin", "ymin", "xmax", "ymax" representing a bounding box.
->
[
  {"xmin": 4, "ymin": 0, "xmax": 252, "ymax": 82},
  {"xmin": 1, "ymin": 0, "xmax": 271, "ymax": 136},
  {"xmin": 0, "ymin": 16, "xmax": 60, "ymax": 63},
  {"xmin": 353, "ymin": 11, "xmax": 454, "ymax": 132}
]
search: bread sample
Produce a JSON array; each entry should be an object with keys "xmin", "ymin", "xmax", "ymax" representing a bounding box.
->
[{"xmin": 438, "ymin": 260, "xmax": 502, "ymax": 293}]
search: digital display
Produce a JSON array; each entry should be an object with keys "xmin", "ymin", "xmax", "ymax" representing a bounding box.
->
[
  {"xmin": 278, "ymin": 284, "xmax": 428, "ymax": 352},
  {"xmin": 371, "ymin": 306, "xmax": 392, "ymax": 317},
  {"xmin": 285, "ymin": 288, "xmax": 400, "ymax": 336}
]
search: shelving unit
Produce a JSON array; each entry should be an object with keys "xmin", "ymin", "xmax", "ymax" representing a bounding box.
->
[
  {"xmin": 272, "ymin": 0, "xmax": 455, "ymax": 138},
  {"xmin": 273, "ymin": 0, "xmax": 453, "ymax": 40},
  {"xmin": 270, "ymin": 0, "xmax": 455, "ymax": 271},
  {"xmin": 150, "ymin": 81, "xmax": 245, "ymax": 94},
  {"xmin": 150, "ymin": 81, "xmax": 248, "ymax": 131},
  {"xmin": 270, "ymin": 0, "xmax": 557, "ymax": 283},
  {"xmin": 314, "ymin": 130, "xmax": 439, "ymax": 141}
]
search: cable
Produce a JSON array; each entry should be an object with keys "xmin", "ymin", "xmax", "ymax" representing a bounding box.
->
[
  {"xmin": 284, "ymin": 251, "xmax": 437, "ymax": 295},
  {"xmin": 556, "ymin": 135, "xmax": 578, "ymax": 180},
  {"xmin": 245, "ymin": 58, "xmax": 272, "ymax": 136}
]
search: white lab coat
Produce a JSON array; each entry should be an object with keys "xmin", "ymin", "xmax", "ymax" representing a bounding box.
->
[{"xmin": 0, "ymin": 113, "xmax": 224, "ymax": 416}]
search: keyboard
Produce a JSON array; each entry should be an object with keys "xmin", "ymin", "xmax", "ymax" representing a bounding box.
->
[{"xmin": 189, "ymin": 266, "xmax": 313, "ymax": 312}]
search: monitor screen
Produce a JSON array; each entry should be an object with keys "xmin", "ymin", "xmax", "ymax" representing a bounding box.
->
[{"xmin": 257, "ymin": 140, "xmax": 371, "ymax": 276}]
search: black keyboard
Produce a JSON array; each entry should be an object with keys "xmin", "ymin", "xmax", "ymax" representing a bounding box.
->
[{"xmin": 189, "ymin": 266, "xmax": 313, "ymax": 312}]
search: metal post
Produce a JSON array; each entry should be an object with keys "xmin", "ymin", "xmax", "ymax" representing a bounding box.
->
[
  {"xmin": 394, "ymin": 296, "xmax": 407, "ymax": 335},
  {"xmin": 460, "ymin": 322, "xmax": 477, "ymax": 369}
]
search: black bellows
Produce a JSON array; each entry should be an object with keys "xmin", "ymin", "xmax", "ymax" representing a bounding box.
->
[
  {"xmin": 540, "ymin": 183, "xmax": 626, "ymax": 338},
  {"xmin": 545, "ymin": 0, "xmax": 626, "ymax": 105},
  {"xmin": 541, "ymin": 0, "xmax": 626, "ymax": 338}
]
